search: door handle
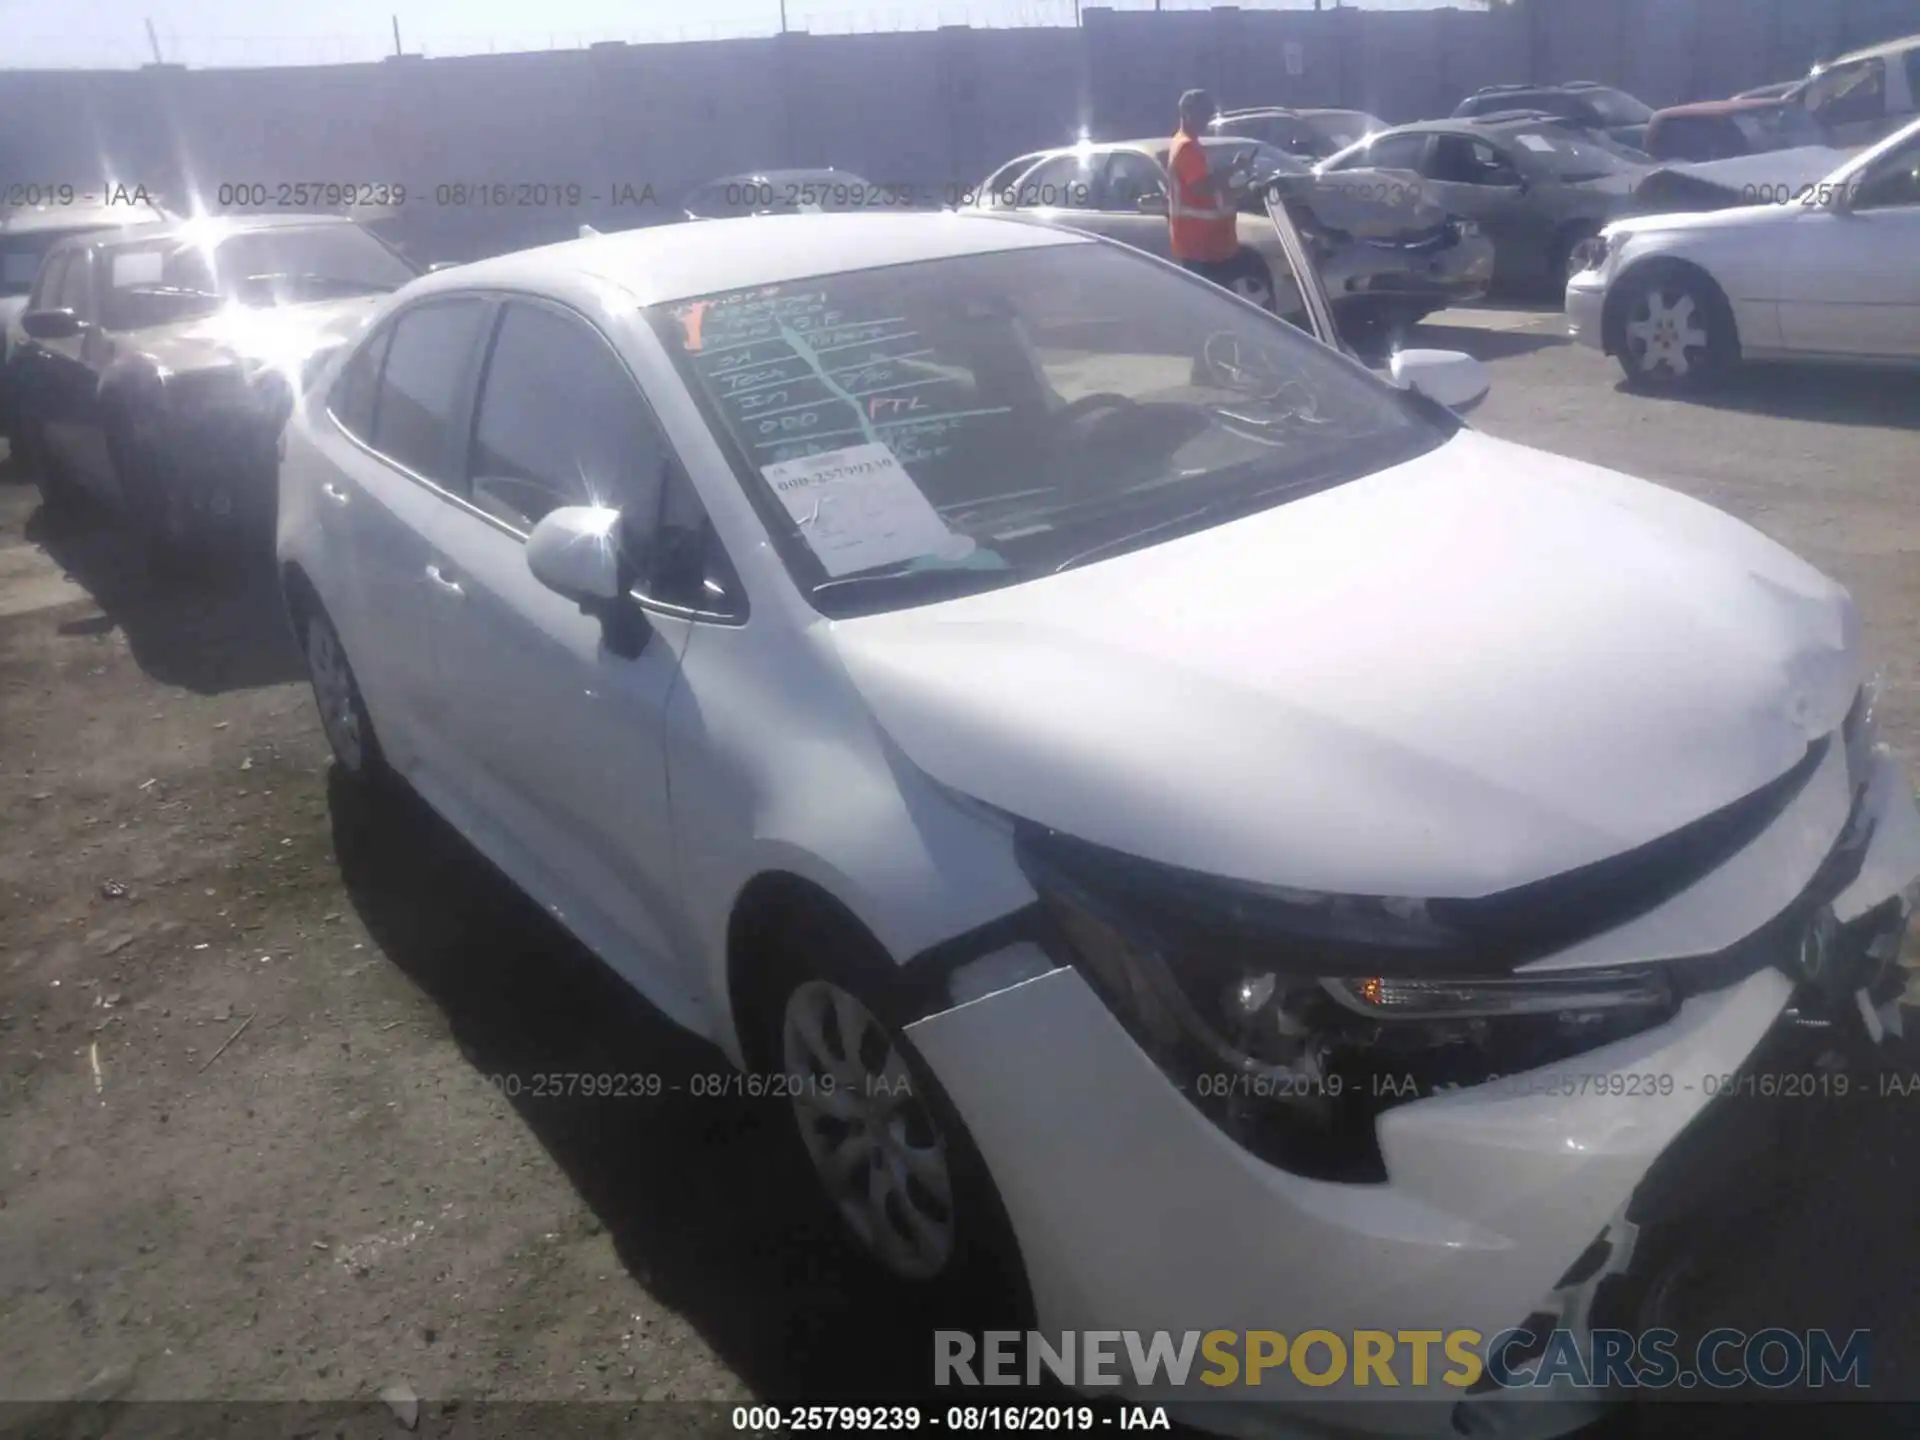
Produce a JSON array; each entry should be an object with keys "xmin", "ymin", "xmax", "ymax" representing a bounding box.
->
[
  {"xmin": 321, "ymin": 482, "xmax": 350, "ymax": 506},
  {"xmin": 424, "ymin": 563, "xmax": 464, "ymax": 596}
]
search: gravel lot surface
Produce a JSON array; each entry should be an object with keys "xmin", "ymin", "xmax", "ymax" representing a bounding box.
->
[{"xmin": 2, "ymin": 312, "xmax": 1918, "ymax": 1437}]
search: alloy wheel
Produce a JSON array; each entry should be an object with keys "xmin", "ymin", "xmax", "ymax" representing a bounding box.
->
[
  {"xmin": 1624, "ymin": 286, "xmax": 1712, "ymax": 381},
  {"xmin": 781, "ymin": 978, "xmax": 956, "ymax": 1281},
  {"xmin": 305, "ymin": 613, "xmax": 366, "ymax": 773}
]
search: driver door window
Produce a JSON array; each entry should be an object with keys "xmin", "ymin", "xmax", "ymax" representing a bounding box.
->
[
  {"xmin": 1013, "ymin": 154, "xmax": 1099, "ymax": 210},
  {"xmin": 1426, "ymin": 135, "xmax": 1522, "ymax": 186},
  {"xmin": 1363, "ymin": 133, "xmax": 1431, "ymax": 171},
  {"xmin": 1100, "ymin": 151, "xmax": 1169, "ymax": 212},
  {"xmin": 1807, "ymin": 59, "xmax": 1886, "ymax": 129},
  {"xmin": 1852, "ymin": 140, "xmax": 1920, "ymax": 210}
]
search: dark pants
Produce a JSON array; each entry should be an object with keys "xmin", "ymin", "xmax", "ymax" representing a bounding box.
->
[{"xmin": 1178, "ymin": 249, "xmax": 1268, "ymax": 305}]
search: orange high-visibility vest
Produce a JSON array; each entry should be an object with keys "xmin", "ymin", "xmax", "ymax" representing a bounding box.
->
[{"xmin": 1167, "ymin": 131, "xmax": 1239, "ymax": 263}]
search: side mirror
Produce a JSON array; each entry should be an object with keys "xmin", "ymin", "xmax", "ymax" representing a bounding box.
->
[
  {"xmin": 21, "ymin": 308, "xmax": 84, "ymax": 341},
  {"xmin": 526, "ymin": 504, "xmax": 651, "ymax": 657},
  {"xmin": 527, "ymin": 504, "xmax": 628, "ymax": 606},
  {"xmin": 1136, "ymin": 191, "xmax": 1168, "ymax": 214},
  {"xmin": 1390, "ymin": 348, "xmax": 1491, "ymax": 412}
]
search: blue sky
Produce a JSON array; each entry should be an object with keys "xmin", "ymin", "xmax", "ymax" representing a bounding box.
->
[{"xmin": 11, "ymin": 0, "xmax": 1468, "ymax": 68}]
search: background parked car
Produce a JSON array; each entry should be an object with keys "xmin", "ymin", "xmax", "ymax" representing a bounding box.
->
[
  {"xmin": 971, "ymin": 138, "xmax": 1493, "ymax": 334},
  {"xmin": 1798, "ymin": 33, "xmax": 1920, "ymax": 146},
  {"xmin": 6, "ymin": 213, "xmax": 416, "ymax": 559},
  {"xmin": 1642, "ymin": 96, "xmax": 1832, "ymax": 162},
  {"xmin": 1319, "ymin": 113, "xmax": 1648, "ymax": 291},
  {"xmin": 681, "ymin": 168, "xmax": 883, "ymax": 220},
  {"xmin": 0, "ymin": 201, "xmax": 169, "ymax": 435},
  {"xmin": 1567, "ymin": 116, "xmax": 1920, "ymax": 389},
  {"xmin": 1452, "ymin": 81, "xmax": 1654, "ymax": 151},
  {"xmin": 1735, "ymin": 80, "xmax": 1805, "ymax": 101},
  {"xmin": 1208, "ymin": 107, "xmax": 1387, "ymax": 161}
]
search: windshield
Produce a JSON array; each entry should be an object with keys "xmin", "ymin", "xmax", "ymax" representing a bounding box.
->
[
  {"xmin": 97, "ymin": 225, "xmax": 415, "ymax": 330},
  {"xmin": 0, "ymin": 234, "xmax": 60, "ymax": 296},
  {"xmin": 1305, "ymin": 112, "xmax": 1384, "ymax": 151},
  {"xmin": 648, "ymin": 243, "xmax": 1449, "ymax": 618},
  {"xmin": 1580, "ymin": 88, "xmax": 1653, "ymax": 126},
  {"xmin": 1506, "ymin": 124, "xmax": 1643, "ymax": 179},
  {"xmin": 1733, "ymin": 105, "xmax": 1827, "ymax": 148}
]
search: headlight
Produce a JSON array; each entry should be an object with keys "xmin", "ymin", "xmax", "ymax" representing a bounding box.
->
[
  {"xmin": 1019, "ymin": 826, "xmax": 1679, "ymax": 1182},
  {"xmin": 1574, "ymin": 231, "xmax": 1622, "ymax": 273}
]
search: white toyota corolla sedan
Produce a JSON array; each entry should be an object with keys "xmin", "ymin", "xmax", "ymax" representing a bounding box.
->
[
  {"xmin": 1567, "ymin": 115, "xmax": 1920, "ymax": 389},
  {"xmin": 278, "ymin": 208, "xmax": 1920, "ymax": 1436}
]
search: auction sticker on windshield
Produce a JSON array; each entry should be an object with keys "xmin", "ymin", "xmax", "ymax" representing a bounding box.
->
[
  {"xmin": 111, "ymin": 250, "xmax": 164, "ymax": 287},
  {"xmin": 760, "ymin": 442, "xmax": 965, "ymax": 577},
  {"xmin": 1514, "ymin": 134, "xmax": 1557, "ymax": 154}
]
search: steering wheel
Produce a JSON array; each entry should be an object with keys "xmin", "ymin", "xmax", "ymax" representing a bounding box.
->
[{"xmin": 1053, "ymin": 391, "xmax": 1137, "ymax": 426}]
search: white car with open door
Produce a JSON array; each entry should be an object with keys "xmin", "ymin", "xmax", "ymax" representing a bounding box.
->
[
  {"xmin": 1568, "ymin": 115, "xmax": 1920, "ymax": 388},
  {"xmin": 279, "ymin": 198, "xmax": 1920, "ymax": 1439}
]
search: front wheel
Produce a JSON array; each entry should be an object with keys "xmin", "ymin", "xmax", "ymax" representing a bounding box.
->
[
  {"xmin": 1614, "ymin": 268, "xmax": 1737, "ymax": 392},
  {"xmin": 748, "ymin": 919, "xmax": 1031, "ymax": 1320},
  {"xmin": 301, "ymin": 604, "xmax": 389, "ymax": 785}
]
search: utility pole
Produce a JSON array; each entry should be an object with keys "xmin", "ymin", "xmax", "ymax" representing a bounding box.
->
[
  {"xmin": 391, "ymin": 14, "xmax": 404, "ymax": 56},
  {"xmin": 780, "ymin": 0, "xmax": 788, "ymax": 32},
  {"xmin": 144, "ymin": 17, "xmax": 163, "ymax": 63}
]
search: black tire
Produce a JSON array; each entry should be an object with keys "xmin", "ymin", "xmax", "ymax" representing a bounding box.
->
[
  {"xmin": 1612, "ymin": 264, "xmax": 1739, "ymax": 393},
  {"xmin": 15, "ymin": 418, "xmax": 87, "ymax": 521},
  {"xmin": 1549, "ymin": 222, "xmax": 1602, "ymax": 292},
  {"xmin": 106, "ymin": 410, "xmax": 200, "ymax": 573},
  {"xmin": 298, "ymin": 600, "xmax": 391, "ymax": 787},
  {"xmin": 740, "ymin": 908, "xmax": 1032, "ymax": 1327}
]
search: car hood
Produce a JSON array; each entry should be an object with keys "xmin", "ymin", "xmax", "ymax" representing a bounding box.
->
[
  {"xmin": 130, "ymin": 294, "xmax": 387, "ymax": 376},
  {"xmin": 1282, "ymin": 170, "xmax": 1451, "ymax": 237},
  {"xmin": 1656, "ymin": 144, "xmax": 1859, "ymax": 196},
  {"xmin": 829, "ymin": 429, "xmax": 1860, "ymax": 898}
]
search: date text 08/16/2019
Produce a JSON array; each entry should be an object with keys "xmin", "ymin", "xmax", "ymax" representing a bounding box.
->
[{"xmin": 730, "ymin": 1406, "xmax": 1169, "ymax": 1432}]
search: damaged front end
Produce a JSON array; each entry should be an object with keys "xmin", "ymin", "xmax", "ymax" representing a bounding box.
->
[{"xmin": 1009, "ymin": 680, "xmax": 1909, "ymax": 1187}]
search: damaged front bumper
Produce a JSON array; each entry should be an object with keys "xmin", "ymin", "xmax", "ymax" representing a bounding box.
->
[{"xmin": 903, "ymin": 747, "xmax": 1920, "ymax": 1439}]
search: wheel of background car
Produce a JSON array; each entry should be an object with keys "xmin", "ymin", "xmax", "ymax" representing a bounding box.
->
[
  {"xmin": 14, "ymin": 418, "xmax": 85, "ymax": 521},
  {"xmin": 301, "ymin": 602, "xmax": 390, "ymax": 784},
  {"xmin": 740, "ymin": 903, "xmax": 1031, "ymax": 1320},
  {"xmin": 1614, "ymin": 265, "xmax": 1737, "ymax": 392},
  {"xmin": 106, "ymin": 409, "xmax": 195, "ymax": 570},
  {"xmin": 1550, "ymin": 221, "xmax": 1603, "ymax": 289},
  {"xmin": 1228, "ymin": 264, "xmax": 1276, "ymax": 311}
]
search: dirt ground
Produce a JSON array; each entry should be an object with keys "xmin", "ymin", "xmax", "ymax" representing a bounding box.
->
[{"xmin": 3, "ymin": 317, "xmax": 1920, "ymax": 1435}]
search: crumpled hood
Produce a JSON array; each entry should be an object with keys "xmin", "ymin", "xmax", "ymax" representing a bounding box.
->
[
  {"xmin": 829, "ymin": 429, "xmax": 1860, "ymax": 898},
  {"xmin": 134, "ymin": 294, "xmax": 385, "ymax": 376},
  {"xmin": 1284, "ymin": 170, "xmax": 1451, "ymax": 238}
]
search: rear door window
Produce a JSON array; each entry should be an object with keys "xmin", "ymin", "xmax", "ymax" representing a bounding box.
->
[
  {"xmin": 29, "ymin": 252, "xmax": 70, "ymax": 311},
  {"xmin": 368, "ymin": 299, "xmax": 490, "ymax": 483},
  {"xmin": 330, "ymin": 325, "xmax": 393, "ymax": 443}
]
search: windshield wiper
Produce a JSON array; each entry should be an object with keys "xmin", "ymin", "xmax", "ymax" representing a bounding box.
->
[
  {"xmin": 1051, "ymin": 503, "xmax": 1225, "ymax": 575},
  {"xmin": 811, "ymin": 561, "xmax": 1020, "ymax": 605}
]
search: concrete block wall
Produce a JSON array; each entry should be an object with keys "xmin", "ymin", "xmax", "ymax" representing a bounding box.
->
[{"xmin": 3, "ymin": 0, "xmax": 1918, "ymax": 265}]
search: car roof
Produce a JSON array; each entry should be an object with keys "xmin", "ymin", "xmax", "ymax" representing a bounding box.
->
[
  {"xmin": 1213, "ymin": 107, "xmax": 1300, "ymax": 120},
  {"xmin": 48, "ymin": 212, "xmax": 361, "ymax": 253},
  {"xmin": 405, "ymin": 211, "xmax": 1091, "ymax": 309},
  {"xmin": 1824, "ymin": 32, "xmax": 1920, "ymax": 66},
  {"xmin": 0, "ymin": 205, "xmax": 169, "ymax": 237}
]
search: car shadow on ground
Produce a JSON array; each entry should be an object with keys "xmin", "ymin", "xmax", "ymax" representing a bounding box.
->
[
  {"xmin": 1630, "ymin": 365, "xmax": 1920, "ymax": 432},
  {"xmin": 20, "ymin": 498, "xmax": 303, "ymax": 695},
  {"xmin": 1403, "ymin": 320, "xmax": 1570, "ymax": 364},
  {"xmin": 325, "ymin": 773, "xmax": 1032, "ymax": 1407}
]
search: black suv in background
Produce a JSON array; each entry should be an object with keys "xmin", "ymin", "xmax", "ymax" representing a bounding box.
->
[
  {"xmin": 1453, "ymin": 82, "xmax": 1653, "ymax": 151},
  {"xmin": 0, "ymin": 202, "xmax": 169, "ymax": 435}
]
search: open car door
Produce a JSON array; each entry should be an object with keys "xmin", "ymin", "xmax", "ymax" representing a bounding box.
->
[{"xmin": 1260, "ymin": 175, "xmax": 1343, "ymax": 351}]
